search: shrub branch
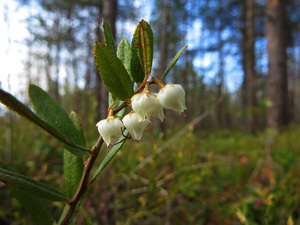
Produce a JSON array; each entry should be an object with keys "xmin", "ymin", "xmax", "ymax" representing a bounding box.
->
[{"xmin": 59, "ymin": 77, "xmax": 163, "ymax": 224}]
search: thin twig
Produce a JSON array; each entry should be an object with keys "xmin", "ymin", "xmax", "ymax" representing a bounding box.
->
[
  {"xmin": 59, "ymin": 78, "xmax": 156, "ymax": 224},
  {"xmin": 60, "ymin": 98, "xmax": 132, "ymax": 224},
  {"xmin": 59, "ymin": 78, "xmax": 201, "ymax": 224},
  {"xmin": 59, "ymin": 137, "xmax": 104, "ymax": 225}
]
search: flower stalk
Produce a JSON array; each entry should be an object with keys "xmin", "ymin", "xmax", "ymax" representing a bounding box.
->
[
  {"xmin": 59, "ymin": 100, "xmax": 131, "ymax": 225},
  {"xmin": 59, "ymin": 137, "xmax": 104, "ymax": 225},
  {"xmin": 60, "ymin": 74, "xmax": 187, "ymax": 224}
]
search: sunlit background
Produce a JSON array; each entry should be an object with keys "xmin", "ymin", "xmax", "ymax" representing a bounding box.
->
[{"xmin": 0, "ymin": 0, "xmax": 249, "ymax": 96}]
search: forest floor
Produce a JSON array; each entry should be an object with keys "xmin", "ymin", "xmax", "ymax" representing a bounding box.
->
[{"xmin": 0, "ymin": 122, "xmax": 299, "ymax": 225}]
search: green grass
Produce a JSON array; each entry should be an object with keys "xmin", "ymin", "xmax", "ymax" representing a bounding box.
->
[
  {"xmin": 0, "ymin": 120, "xmax": 299, "ymax": 224},
  {"xmin": 87, "ymin": 127, "xmax": 300, "ymax": 224}
]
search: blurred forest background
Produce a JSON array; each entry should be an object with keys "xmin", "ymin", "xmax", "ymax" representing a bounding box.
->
[{"xmin": 0, "ymin": 0, "xmax": 300, "ymax": 224}]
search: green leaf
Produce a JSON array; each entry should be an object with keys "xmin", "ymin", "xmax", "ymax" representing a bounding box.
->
[
  {"xmin": 90, "ymin": 131, "xmax": 128, "ymax": 183},
  {"xmin": 64, "ymin": 112, "xmax": 85, "ymax": 199},
  {"xmin": 28, "ymin": 85, "xmax": 89, "ymax": 157},
  {"xmin": 1, "ymin": 163, "xmax": 54, "ymax": 225},
  {"xmin": 161, "ymin": 45, "xmax": 188, "ymax": 81},
  {"xmin": 135, "ymin": 19, "xmax": 154, "ymax": 79},
  {"xmin": 109, "ymin": 38, "xmax": 130, "ymax": 117},
  {"xmin": 10, "ymin": 188, "xmax": 55, "ymax": 225},
  {"xmin": 0, "ymin": 88, "xmax": 89, "ymax": 156},
  {"xmin": 69, "ymin": 111, "xmax": 85, "ymax": 145},
  {"xmin": 130, "ymin": 28, "xmax": 145, "ymax": 83},
  {"xmin": 0, "ymin": 168, "xmax": 67, "ymax": 201},
  {"xmin": 102, "ymin": 19, "xmax": 116, "ymax": 53},
  {"xmin": 78, "ymin": 205, "xmax": 93, "ymax": 225},
  {"xmin": 94, "ymin": 42, "xmax": 134, "ymax": 101},
  {"xmin": 58, "ymin": 204, "xmax": 69, "ymax": 224},
  {"xmin": 117, "ymin": 38, "xmax": 133, "ymax": 81}
]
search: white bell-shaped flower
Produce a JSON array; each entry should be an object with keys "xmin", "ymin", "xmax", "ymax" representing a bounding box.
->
[
  {"xmin": 96, "ymin": 116, "xmax": 124, "ymax": 148},
  {"xmin": 157, "ymin": 83, "xmax": 187, "ymax": 114},
  {"xmin": 123, "ymin": 112, "xmax": 149, "ymax": 142},
  {"xmin": 131, "ymin": 92, "xmax": 165, "ymax": 122}
]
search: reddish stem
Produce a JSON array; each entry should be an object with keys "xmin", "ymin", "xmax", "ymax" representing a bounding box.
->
[{"xmin": 59, "ymin": 78, "xmax": 160, "ymax": 224}]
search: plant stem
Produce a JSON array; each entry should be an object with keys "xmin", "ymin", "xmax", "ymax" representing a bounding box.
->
[
  {"xmin": 59, "ymin": 137, "xmax": 104, "ymax": 225},
  {"xmin": 59, "ymin": 98, "xmax": 131, "ymax": 224},
  {"xmin": 134, "ymin": 77, "xmax": 155, "ymax": 94},
  {"xmin": 59, "ymin": 79, "xmax": 157, "ymax": 224},
  {"xmin": 152, "ymin": 78, "xmax": 165, "ymax": 88}
]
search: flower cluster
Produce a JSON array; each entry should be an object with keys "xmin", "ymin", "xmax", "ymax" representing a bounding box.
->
[{"xmin": 97, "ymin": 81, "xmax": 187, "ymax": 148}]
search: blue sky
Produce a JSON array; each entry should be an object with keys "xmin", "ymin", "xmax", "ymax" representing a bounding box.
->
[{"xmin": 0, "ymin": 0, "xmax": 245, "ymax": 99}]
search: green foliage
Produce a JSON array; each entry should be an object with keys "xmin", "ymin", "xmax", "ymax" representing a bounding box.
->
[
  {"xmin": 102, "ymin": 19, "xmax": 116, "ymax": 53},
  {"xmin": 9, "ymin": 187, "xmax": 54, "ymax": 225},
  {"xmin": 106, "ymin": 38, "xmax": 133, "ymax": 118},
  {"xmin": 130, "ymin": 26, "xmax": 145, "ymax": 83},
  {"xmin": 95, "ymin": 19, "xmax": 185, "ymax": 91},
  {"xmin": 0, "ymin": 168, "xmax": 67, "ymax": 201},
  {"xmin": 29, "ymin": 84, "xmax": 88, "ymax": 157},
  {"xmin": 161, "ymin": 45, "xmax": 188, "ymax": 81},
  {"xmin": 1, "ymin": 163, "xmax": 54, "ymax": 225},
  {"xmin": 63, "ymin": 112, "xmax": 85, "ymax": 199},
  {"xmin": 117, "ymin": 38, "xmax": 133, "ymax": 81},
  {"xmin": 94, "ymin": 42, "xmax": 134, "ymax": 101},
  {"xmin": 1, "ymin": 122, "xmax": 300, "ymax": 224},
  {"xmin": 88, "ymin": 128, "xmax": 299, "ymax": 224},
  {"xmin": 0, "ymin": 19, "xmax": 188, "ymax": 224},
  {"xmin": 90, "ymin": 131, "xmax": 128, "ymax": 183},
  {"xmin": 135, "ymin": 20, "xmax": 154, "ymax": 78},
  {"xmin": 58, "ymin": 205, "xmax": 69, "ymax": 225},
  {"xmin": 0, "ymin": 88, "xmax": 89, "ymax": 155}
]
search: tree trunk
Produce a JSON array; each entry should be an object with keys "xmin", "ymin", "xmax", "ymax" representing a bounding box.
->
[
  {"xmin": 216, "ymin": 30, "xmax": 224, "ymax": 127},
  {"xmin": 296, "ymin": 19, "xmax": 300, "ymax": 123},
  {"xmin": 100, "ymin": 0, "xmax": 117, "ymax": 117},
  {"xmin": 266, "ymin": 0, "xmax": 289, "ymax": 129},
  {"xmin": 94, "ymin": 0, "xmax": 117, "ymax": 121},
  {"xmin": 83, "ymin": 27, "xmax": 93, "ymax": 123},
  {"xmin": 45, "ymin": 39, "xmax": 54, "ymax": 99},
  {"xmin": 53, "ymin": 12, "xmax": 61, "ymax": 103},
  {"xmin": 85, "ymin": 26, "xmax": 93, "ymax": 91},
  {"xmin": 159, "ymin": 0, "xmax": 169, "ymax": 79},
  {"xmin": 103, "ymin": 0, "xmax": 117, "ymax": 38},
  {"xmin": 46, "ymin": 11, "xmax": 61, "ymax": 104},
  {"xmin": 242, "ymin": 0, "xmax": 256, "ymax": 132}
]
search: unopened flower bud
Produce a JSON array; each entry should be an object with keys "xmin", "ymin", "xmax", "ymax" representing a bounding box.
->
[
  {"xmin": 123, "ymin": 112, "xmax": 149, "ymax": 142},
  {"xmin": 96, "ymin": 116, "xmax": 124, "ymax": 148},
  {"xmin": 131, "ymin": 92, "xmax": 165, "ymax": 122},
  {"xmin": 157, "ymin": 83, "xmax": 187, "ymax": 115}
]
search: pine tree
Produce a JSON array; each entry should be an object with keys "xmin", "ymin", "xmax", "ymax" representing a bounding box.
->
[{"xmin": 266, "ymin": 0, "xmax": 289, "ymax": 129}]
